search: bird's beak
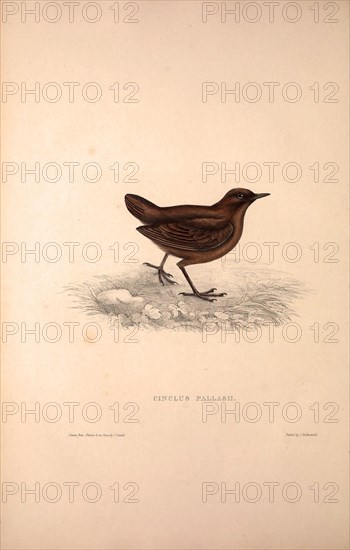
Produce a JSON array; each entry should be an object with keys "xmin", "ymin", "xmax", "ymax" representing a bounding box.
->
[{"xmin": 253, "ymin": 193, "xmax": 270, "ymax": 200}]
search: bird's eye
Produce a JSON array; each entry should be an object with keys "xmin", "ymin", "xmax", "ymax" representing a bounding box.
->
[{"xmin": 237, "ymin": 193, "xmax": 244, "ymax": 199}]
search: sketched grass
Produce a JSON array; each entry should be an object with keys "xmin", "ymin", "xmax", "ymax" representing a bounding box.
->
[{"xmin": 65, "ymin": 268, "xmax": 307, "ymax": 331}]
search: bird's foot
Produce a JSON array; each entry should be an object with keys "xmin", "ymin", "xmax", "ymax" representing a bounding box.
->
[
  {"xmin": 201, "ymin": 288, "xmax": 227, "ymax": 296},
  {"xmin": 143, "ymin": 262, "xmax": 178, "ymax": 285},
  {"xmin": 179, "ymin": 289, "xmax": 227, "ymax": 302}
]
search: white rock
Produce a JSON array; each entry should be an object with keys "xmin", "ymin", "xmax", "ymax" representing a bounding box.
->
[{"xmin": 97, "ymin": 289, "xmax": 144, "ymax": 305}]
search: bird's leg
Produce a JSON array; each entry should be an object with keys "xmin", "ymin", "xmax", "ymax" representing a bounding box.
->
[
  {"xmin": 143, "ymin": 253, "xmax": 177, "ymax": 285},
  {"xmin": 178, "ymin": 266, "xmax": 227, "ymax": 302}
]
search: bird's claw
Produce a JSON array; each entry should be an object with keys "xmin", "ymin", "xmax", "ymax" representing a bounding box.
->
[
  {"xmin": 143, "ymin": 262, "xmax": 177, "ymax": 285},
  {"xmin": 178, "ymin": 292, "xmax": 220, "ymax": 302},
  {"xmin": 202, "ymin": 288, "xmax": 227, "ymax": 297}
]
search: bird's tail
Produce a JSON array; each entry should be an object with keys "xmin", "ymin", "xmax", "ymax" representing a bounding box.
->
[{"xmin": 124, "ymin": 194, "xmax": 159, "ymax": 223}]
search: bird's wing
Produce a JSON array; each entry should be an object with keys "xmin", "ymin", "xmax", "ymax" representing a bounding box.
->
[
  {"xmin": 137, "ymin": 222, "xmax": 234, "ymax": 251},
  {"xmin": 125, "ymin": 194, "xmax": 230, "ymax": 228}
]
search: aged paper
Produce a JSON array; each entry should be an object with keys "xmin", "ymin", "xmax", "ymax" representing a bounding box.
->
[{"xmin": 1, "ymin": 1, "xmax": 349, "ymax": 548}]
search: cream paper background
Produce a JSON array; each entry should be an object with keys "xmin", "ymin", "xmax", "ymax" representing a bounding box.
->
[{"xmin": 1, "ymin": 1, "xmax": 349, "ymax": 548}]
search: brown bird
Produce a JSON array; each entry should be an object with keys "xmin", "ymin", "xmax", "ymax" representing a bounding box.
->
[{"xmin": 125, "ymin": 188, "xmax": 270, "ymax": 301}]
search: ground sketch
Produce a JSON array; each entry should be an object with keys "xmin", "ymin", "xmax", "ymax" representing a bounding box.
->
[{"xmin": 66, "ymin": 266, "xmax": 307, "ymax": 332}]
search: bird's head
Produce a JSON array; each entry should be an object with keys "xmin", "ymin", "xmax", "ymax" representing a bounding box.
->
[{"xmin": 222, "ymin": 188, "xmax": 270, "ymax": 209}]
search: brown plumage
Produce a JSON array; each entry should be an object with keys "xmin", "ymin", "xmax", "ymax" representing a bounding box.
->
[{"xmin": 125, "ymin": 188, "xmax": 270, "ymax": 301}]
